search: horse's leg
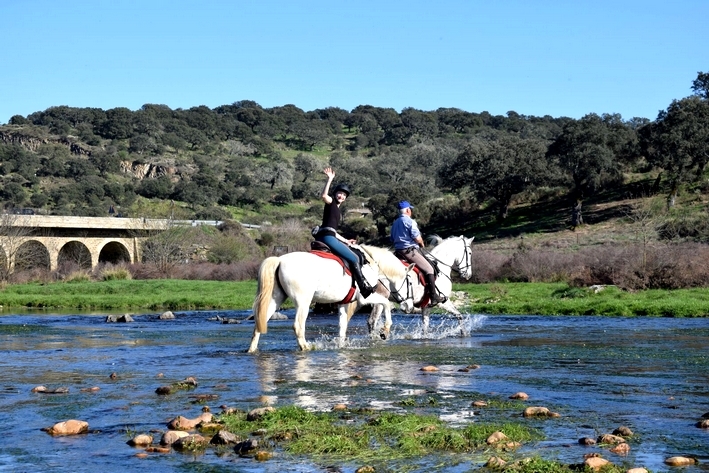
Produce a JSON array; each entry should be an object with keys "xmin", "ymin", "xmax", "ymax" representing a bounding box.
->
[
  {"xmin": 437, "ymin": 299, "xmax": 468, "ymax": 336},
  {"xmin": 422, "ymin": 307, "xmax": 431, "ymax": 335},
  {"xmin": 365, "ymin": 294, "xmax": 392, "ymax": 340},
  {"xmin": 247, "ymin": 331, "xmax": 261, "ymax": 353},
  {"xmin": 338, "ymin": 305, "xmax": 350, "ymax": 346},
  {"xmin": 380, "ymin": 302, "xmax": 392, "ymax": 340},
  {"xmin": 292, "ymin": 296, "xmax": 314, "ymax": 351},
  {"xmin": 367, "ymin": 305, "xmax": 383, "ymax": 338}
]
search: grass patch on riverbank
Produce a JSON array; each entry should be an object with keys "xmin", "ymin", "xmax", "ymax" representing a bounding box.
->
[
  {"xmin": 1, "ymin": 279, "xmax": 708, "ymax": 316},
  {"xmin": 455, "ymin": 282, "xmax": 709, "ymax": 317},
  {"xmin": 0, "ymin": 279, "xmax": 258, "ymax": 311},
  {"xmin": 220, "ymin": 406, "xmax": 633, "ymax": 472},
  {"xmin": 220, "ymin": 405, "xmax": 543, "ymax": 463}
]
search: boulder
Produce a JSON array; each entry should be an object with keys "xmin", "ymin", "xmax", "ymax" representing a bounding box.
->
[
  {"xmin": 160, "ymin": 430, "xmax": 189, "ymax": 446},
  {"xmin": 234, "ymin": 439, "xmax": 259, "ymax": 455},
  {"xmin": 172, "ymin": 434, "xmax": 208, "ymax": 451},
  {"xmin": 612, "ymin": 425, "xmax": 634, "ymax": 437},
  {"xmin": 598, "ymin": 433, "xmax": 626, "ymax": 444},
  {"xmin": 584, "ymin": 457, "xmax": 610, "ymax": 470},
  {"xmin": 159, "ymin": 311, "xmax": 175, "ymax": 320},
  {"xmin": 509, "ymin": 392, "xmax": 529, "ymax": 400},
  {"xmin": 247, "ymin": 406, "xmax": 275, "ymax": 421},
  {"xmin": 254, "ymin": 450, "xmax": 272, "ymax": 461},
  {"xmin": 209, "ymin": 429, "xmax": 240, "ymax": 445},
  {"xmin": 664, "ymin": 456, "xmax": 697, "ymax": 466},
  {"xmin": 106, "ymin": 314, "xmax": 134, "ymax": 323},
  {"xmin": 486, "ymin": 431, "xmax": 509, "ymax": 444},
  {"xmin": 610, "ymin": 442, "xmax": 630, "ymax": 455},
  {"xmin": 167, "ymin": 412, "xmax": 213, "ymax": 430},
  {"xmin": 127, "ymin": 434, "xmax": 153, "ymax": 447},
  {"xmin": 522, "ymin": 406, "xmax": 560, "ymax": 417},
  {"xmin": 43, "ymin": 419, "xmax": 89, "ymax": 436}
]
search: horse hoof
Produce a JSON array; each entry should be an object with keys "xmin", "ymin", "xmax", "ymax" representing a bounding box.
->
[{"xmin": 379, "ymin": 331, "xmax": 387, "ymax": 340}]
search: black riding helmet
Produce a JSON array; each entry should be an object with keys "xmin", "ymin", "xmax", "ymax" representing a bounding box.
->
[{"xmin": 333, "ymin": 183, "xmax": 351, "ymax": 197}]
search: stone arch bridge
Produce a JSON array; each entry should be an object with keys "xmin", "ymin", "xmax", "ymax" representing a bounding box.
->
[{"xmin": 0, "ymin": 215, "xmax": 220, "ymax": 272}]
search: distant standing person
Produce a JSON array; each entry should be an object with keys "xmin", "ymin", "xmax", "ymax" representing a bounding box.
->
[
  {"xmin": 313, "ymin": 167, "xmax": 374, "ymax": 298},
  {"xmin": 390, "ymin": 200, "xmax": 445, "ymax": 305}
]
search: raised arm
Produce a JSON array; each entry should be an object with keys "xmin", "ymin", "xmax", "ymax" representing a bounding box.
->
[{"xmin": 321, "ymin": 167, "xmax": 335, "ymax": 204}]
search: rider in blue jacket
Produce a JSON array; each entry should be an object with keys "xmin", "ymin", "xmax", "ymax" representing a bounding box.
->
[{"xmin": 391, "ymin": 200, "xmax": 445, "ymax": 306}]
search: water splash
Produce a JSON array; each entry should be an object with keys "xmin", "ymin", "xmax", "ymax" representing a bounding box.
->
[{"xmin": 384, "ymin": 313, "xmax": 487, "ymax": 340}]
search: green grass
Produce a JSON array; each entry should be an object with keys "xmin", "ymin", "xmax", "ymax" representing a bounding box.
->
[
  {"xmin": 219, "ymin": 405, "xmax": 543, "ymax": 463},
  {"xmin": 455, "ymin": 282, "xmax": 709, "ymax": 317},
  {"xmin": 1, "ymin": 278, "xmax": 708, "ymax": 316},
  {"xmin": 0, "ymin": 279, "xmax": 258, "ymax": 310}
]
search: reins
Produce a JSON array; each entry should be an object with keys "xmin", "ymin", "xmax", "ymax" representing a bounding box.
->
[
  {"xmin": 386, "ymin": 263, "xmax": 417, "ymax": 303},
  {"xmin": 421, "ymin": 236, "xmax": 472, "ymax": 283}
]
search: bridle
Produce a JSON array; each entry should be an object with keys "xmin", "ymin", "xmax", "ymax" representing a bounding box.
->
[
  {"xmin": 384, "ymin": 263, "xmax": 417, "ymax": 303},
  {"xmin": 387, "ymin": 237, "xmax": 472, "ymax": 302},
  {"xmin": 422, "ymin": 237, "xmax": 472, "ymax": 282}
]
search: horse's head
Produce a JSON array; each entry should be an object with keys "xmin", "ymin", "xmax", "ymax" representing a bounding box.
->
[{"xmin": 452, "ymin": 236, "xmax": 474, "ymax": 280}]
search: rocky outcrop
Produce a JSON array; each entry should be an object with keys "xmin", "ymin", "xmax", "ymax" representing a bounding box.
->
[
  {"xmin": 120, "ymin": 161, "xmax": 179, "ymax": 180},
  {"xmin": 0, "ymin": 130, "xmax": 48, "ymax": 151},
  {"xmin": 0, "ymin": 130, "xmax": 91, "ymax": 156}
]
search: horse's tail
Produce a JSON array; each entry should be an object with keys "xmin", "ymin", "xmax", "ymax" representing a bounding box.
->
[{"xmin": 253, "ymin": 256, "xmax": 281, "ymax": 334}]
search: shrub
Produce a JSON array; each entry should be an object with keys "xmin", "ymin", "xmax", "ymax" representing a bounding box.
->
[
  {"xmin": 64, "ymin": 270, "xmax": 91, "ymax": 282},
  {"xmin": 100, "ymin": 267, "xmax": 132, "ymax": 281}
]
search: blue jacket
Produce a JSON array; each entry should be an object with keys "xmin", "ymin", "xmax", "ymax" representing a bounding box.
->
[{"xmin": 391, "ymin": 214, "xmax": 421, "ymax": 250}]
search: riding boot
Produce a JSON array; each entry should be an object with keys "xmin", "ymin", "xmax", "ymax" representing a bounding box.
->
[
  {"xmin": 351, "ymin": 264, "xmax": 374, "ymax": 299},
  {"xmin": 425, "ymin": 273, "xmax": 446, "ymax": 306}
]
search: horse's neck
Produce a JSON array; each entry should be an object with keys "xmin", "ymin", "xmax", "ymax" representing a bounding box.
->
[{"xmin": 430, "ymin": 241, "xmax": 457, "ymax": 276}]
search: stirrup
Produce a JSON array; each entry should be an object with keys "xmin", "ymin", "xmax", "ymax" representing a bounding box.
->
[
  {"xmin": 359, "ymin": 284, "xmax": 373, "ymax": 299},
  {"xmin": 429, "ymin": 292, "xmax": 446, "ymax": 306}
]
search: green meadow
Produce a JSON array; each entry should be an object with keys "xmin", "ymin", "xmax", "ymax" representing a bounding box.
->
[{"xmin": 1, "ymin": 279, "xmax": 708, "ymax": 316}]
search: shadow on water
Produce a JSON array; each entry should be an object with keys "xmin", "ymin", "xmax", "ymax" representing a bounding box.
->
[{"xmin": 1, "ymin": 310, "xmax": 708, "ymax": 472}]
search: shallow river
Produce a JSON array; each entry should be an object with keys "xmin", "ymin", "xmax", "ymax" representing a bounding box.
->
[{"xmin": 1, "ymin": 309, "xmax": 708, "ymax": 472}]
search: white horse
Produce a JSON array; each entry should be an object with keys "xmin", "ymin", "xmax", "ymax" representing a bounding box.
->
[
  {"xmin": 247, "ymin": 247, "xmax": 395, "ymax": 352},
  {"xmin": 364, "ymin": 235, "xmax": 474, "ymax": 335}
]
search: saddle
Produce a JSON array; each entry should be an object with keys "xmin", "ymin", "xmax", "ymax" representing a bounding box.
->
[
  {"xmin": 310, "ymin": 240, "xmax": 368, "ymax": 270},
  {"xmin": 309, "ymin": 240, "xmax": 374, "ymax": 305}
]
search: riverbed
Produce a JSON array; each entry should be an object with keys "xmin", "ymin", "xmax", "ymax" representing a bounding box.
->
[{"xmin": 1, "ymin": 310, "xmax": 708, "ymax": 472}]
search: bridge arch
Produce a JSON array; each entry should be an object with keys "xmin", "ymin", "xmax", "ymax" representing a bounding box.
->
[
  {"xmin": 98, "ymin": 241, "xmax": 131, "ymax": 266},
  {"xmin": 58, "ymin": 241, "xmax": 93, "ymax": 270},
  {"xmin": 16, "ymin": 240, "xmax": 51, "ymax": 271}
]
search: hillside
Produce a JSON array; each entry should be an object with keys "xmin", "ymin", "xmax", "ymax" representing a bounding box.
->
[{"xmin": 0, "ymin": 88, "xmax": 706, "ymax": 289}]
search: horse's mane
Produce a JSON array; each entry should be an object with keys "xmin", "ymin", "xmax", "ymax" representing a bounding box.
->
[
  {"xmin": 427, "ymin": 234, "xmax": 443, "ymax": 248},
  {"xmin": 359, "ymin": 244, "xmax": 407, "ymax": 280}
]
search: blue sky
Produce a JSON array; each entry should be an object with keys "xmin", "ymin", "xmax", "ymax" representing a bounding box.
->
[{"xmin": 2, "ymin": 0, "xmax": 707, "ymax": 124}]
